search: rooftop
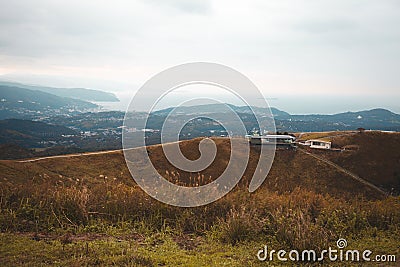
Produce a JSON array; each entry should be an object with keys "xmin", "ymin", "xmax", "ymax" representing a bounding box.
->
[{"xmin": 250, "ymin": 135, "xmax": 296, "ymax": 140}]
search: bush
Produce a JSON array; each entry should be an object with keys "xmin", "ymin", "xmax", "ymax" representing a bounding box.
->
[
  {"xmin": 0, "ymin": 176, "xmax": 399, "ymax": 249},
  {"xmin": 211, "ymin": 207, "xmax": 256, "ymax": 245}
]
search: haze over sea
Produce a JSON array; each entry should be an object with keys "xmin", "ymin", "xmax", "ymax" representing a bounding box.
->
[{"xmin": 95, "ymin": 90, "xmax": 400, "ymax": 115}]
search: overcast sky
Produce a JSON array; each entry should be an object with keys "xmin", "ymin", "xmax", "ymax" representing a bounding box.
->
[{"xmin": 0, "ymin": 0, "xmax": 399, "ymax": 113}]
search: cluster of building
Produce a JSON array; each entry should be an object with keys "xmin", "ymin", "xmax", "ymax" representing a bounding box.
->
[{"xmin": 246, "ymin": 134, "xmax": 332, "ymax": 150}]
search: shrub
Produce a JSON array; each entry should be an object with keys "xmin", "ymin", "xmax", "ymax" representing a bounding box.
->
[{"xmin": 212, "ymin": 207, "xmax": 256, "ymax": 245}]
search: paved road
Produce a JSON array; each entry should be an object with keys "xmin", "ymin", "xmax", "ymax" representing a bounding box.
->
[{"xmin": 298, "ymin": 147, "xmax": 387, "ymax": 196}]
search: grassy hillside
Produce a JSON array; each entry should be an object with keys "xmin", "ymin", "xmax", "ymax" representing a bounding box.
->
[
  {"xmin": 0, "ymin": 134, "xmax": 399, "ymax": 266},
  {"xmin": 300, "ymin": 131, "xmax": 400, "ymax": 194},
  {"xmin": 0, "ymin": 137, "xmax": 387, "ymax": 199}
]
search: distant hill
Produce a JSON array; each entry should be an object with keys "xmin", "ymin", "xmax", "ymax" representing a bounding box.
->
[
  {"xmin": 152, "ymin": 104, "xmax": 400, "ymax": 131},
  {"xmin": 0, "ymin": 119, "xmax": 77, "ymax": 148},
  {"xmin": 292, "ymin": 108, "xmax": 400, "ymax": 126},
  {"xmin": 0, "ymin": 81, "xmax": 119, "ymax": 102},
  {"xmin": 285, "ymin": 108, "xmax": 400, "ymax": 132},
  {"xmin": 0, "ymin": 85, "xmax": 98, "ymax": 119},
  {"xmin": 0, "ymin": 143, "xmax": 35, "ymax": 160},
  {"xmin": 153, "ymin": 103, "xmax": 289, "ymax": 118}
]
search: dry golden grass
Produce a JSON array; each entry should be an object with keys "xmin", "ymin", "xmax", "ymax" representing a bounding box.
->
[
  {"xmin": 0, "ymin": 133, "xmax": 399, "ymax": 256},
  {"xmin": 296, "ymin": 131, "xmax": 356, "ymax": 142}
]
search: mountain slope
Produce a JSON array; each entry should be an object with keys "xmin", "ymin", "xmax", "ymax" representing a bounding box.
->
[
  {"xmin": 153, "ymin": 103, "xmax": 289, "ymax": 118},
  {"xmin": 2, "ymin": 133, "xmax": 398, "ymax": 199},
  {"xmin": 0, "ymin": 81, "xmax": 119, "ymax": 102},
  {"xmin": 312, "ymin": 131, "xmax": 400, "ymax": 194},
  {"xmin": 0, "ymin": 119, "xmax": 77, "ymax": 148},
  {"xmin": 291, "ymin": 108, "xmax": 400, "ymax": 126},
  {"xmin": 152, "ymin": 104, "xmax": 400, "ymax": 131},
  {"xmin": 0, "ymin": 86, "xmax": 98, "ymax": 119}
]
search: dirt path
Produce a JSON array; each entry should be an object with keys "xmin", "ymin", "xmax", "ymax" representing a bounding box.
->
[
  {"xmin": 298, "ymin": 147, "xmax": 387, "ymax": 196},
  {"xmin": 17, "ymin": 149, "xmax": 124, "ymax": 163},
  {"xmin": 16, "ymin": 140, "xmax": 186, "ymax": 163}
]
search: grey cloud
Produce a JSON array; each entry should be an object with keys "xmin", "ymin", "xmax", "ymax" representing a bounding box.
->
[
  {"xmin": 145, "ymin": 0, "xmax": 211, "ymax": 14},
  {"xmin": 294, "ymin": 19, "xmax": 358, "ymax": 34},
  {"xmin": 0, "ymin": 0, "xmax": 399, "ymax": 114}
]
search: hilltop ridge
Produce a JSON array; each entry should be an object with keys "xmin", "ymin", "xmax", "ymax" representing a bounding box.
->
[{"xmin": 2, "ymin": 131, "xmax": 399, "ymax": 198}]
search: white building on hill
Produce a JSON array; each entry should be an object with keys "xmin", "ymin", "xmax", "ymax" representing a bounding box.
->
[{"xmin": 301, "ymin": 139, "xmax": 331, "ymax": 150}]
